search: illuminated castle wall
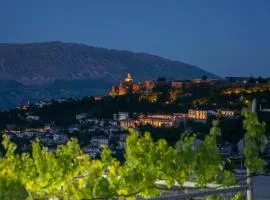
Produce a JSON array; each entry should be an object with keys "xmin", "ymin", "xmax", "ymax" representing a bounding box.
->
[
  {"xmin": 109, "ymin": 73, "xmax": 218, "ymax": 97},
  {"xmin": 109, "ymin": 73, "xmax": 155, "ymax": 96}
]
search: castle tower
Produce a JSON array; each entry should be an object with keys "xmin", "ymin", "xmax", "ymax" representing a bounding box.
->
[
  {"xmin": 109, "ymin": 86, "xmax": 118, "ymax": 96},
  {"xmin": 124, "ymin": 73, "xmax": 133, "ymax": 82}
]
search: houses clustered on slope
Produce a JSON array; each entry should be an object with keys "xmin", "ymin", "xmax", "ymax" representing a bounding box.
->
[
  {"xmin": 2, "ymin": 107, "xmax": 245, "ymax": 160},
  {"xmin": 2, "ymin": 74, "xmax": 270, "ymax": 161}
]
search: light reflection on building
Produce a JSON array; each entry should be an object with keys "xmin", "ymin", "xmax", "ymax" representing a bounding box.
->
[
  {"xmin": 109, "ymin": 73, "xmax": 156, "ymax": 96},
  {"xmin": 139, "ymin": 114, "xmax": 175, "ymax": 127},
  {"xmin": 120, "ymin": 119, "xmax": 139, "ymax": 128},
  {"xmin": 120, "ymin": 113, "xmax": 188, "ymax": 128},
  {"xmin": 188, "ymin": 109, "xmax": 207, "ymax": 121},
  {"xmin": 216, "ymin": 109, "xmax": 236, "ymax": 118}
]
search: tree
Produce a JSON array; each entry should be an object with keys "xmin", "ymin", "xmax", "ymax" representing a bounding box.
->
[
  {"xmin": 202, "ymin": 75, "xmax": 208, "ymax": 80},
  {"xmin": 257, "ymin": 76, "xmax": 266, "ymax": 84},
  {"xmin": 242, "ymin": 107, "xmax": 267, "ymax": 172},
  {"xmin": 0, "ymin": 176, "xmax": 28, "ymax": 200},
  {"xmin": 157, "ymin": 77, "xmax": 167, "ymax": 82},
  {"xmin": 0, "ymin": 108, "xmax": 267, "ymax": 199},
  {"xmin": 248, "ymin": 77, "xmax": 255, "ymax": 84}
]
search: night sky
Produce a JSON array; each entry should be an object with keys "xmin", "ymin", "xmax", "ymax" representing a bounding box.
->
[{"xmin": 1, "ymin": 0, "xmax": 270, "ymax": 77}]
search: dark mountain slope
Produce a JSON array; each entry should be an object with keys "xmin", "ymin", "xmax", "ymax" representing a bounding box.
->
[
  {"xmin": 0, "ymin": 42, "xmax": 219, "ymax": 109},
  {"xmin": 0, "ymin": 42, "xmax": 218, "ymax": 84}
]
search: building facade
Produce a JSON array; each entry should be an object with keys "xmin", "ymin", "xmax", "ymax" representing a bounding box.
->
[
  {"xmin": 188, "ymin": 109, "xmax": 208, "ymax": 121},
  {"xmin": 216, "ymin": 109, "xmax": 236, "ymax": 118},
  {"xmin": 113, "ymin": 112, "xmax": 129, "ymax": 121},
  {"xmin": 120, "ymin": 119, "xmax": 139, "ymax": 128},
  {"xmin": 109, "ymin": 73, "xmax": 156, "ymax": 96}
]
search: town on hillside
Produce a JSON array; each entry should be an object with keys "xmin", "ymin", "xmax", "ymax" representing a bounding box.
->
[{"xmin": 0, "ymin": 73, "xmax": 270, "ymax": 169}]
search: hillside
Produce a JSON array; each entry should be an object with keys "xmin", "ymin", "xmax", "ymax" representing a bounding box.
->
[
  {"xmin": 0, "ymin": 42, "xmax": 218, "ymax": 83},
  {"xmin": 0, "ymin": 42, "xmax": 218, "ymax": 109}
]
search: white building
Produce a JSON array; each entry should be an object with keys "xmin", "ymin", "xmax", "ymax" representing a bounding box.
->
[
  {"xmin": 113, "ymin": 112, "xmax": 129, "ymax": 121},
  {"xmin": 120, "ymin": 119, "xmax": 139, "ymax": 128},
  {"xmin": 76, "ymin": 113, "xmax": 88, "ymax": 121},
  {"xmin": 99, "ymin": 120, "xmax": 105, "ymax": 127},
  {"xmin": 90, "ymin": 136, "xmax": 109, "ymax": 147},
  {"xmin": 217, "ymin": 109, "xmax": 236, "ymax": 118},
  {"xmin": 26, "ymin": 115, "xmax": 40, "ymax": 121},
  {"xmin": 118, "ymin": 141, "xmax": 126, "ymax": 149},
  {"xmin": 23, "ymin": 130, "xmax": 38, "ymax": 138},
  {"xmin": 108, "ymin": 120, "xmax": 118, "ymax": 126},
  {"xmin": 67, "ymin": 125, "xmax": 80, "ymax": 133},
  {"xmin": 83, "ymin": 145, "xmax": 101, "ymax": 158},
  {"xmin": 104, "ymin": 128, "xmax": 120, "ymax": 135},
  {"xmin": 35, "ymin": 101, "xmax": 52, "ymax": 108},
  {"xmin": 53, "ymin": 133, "xmax": 68, "ymax": 144}
]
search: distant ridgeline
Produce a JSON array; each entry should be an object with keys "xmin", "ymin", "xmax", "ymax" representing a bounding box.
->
[{"xmin": 0, "ymin": 41, "xmax": 221, "ymax": 109}]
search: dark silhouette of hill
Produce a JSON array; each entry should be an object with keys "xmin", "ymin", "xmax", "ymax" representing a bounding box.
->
[
  {"xmin": 0, "ymin": 41, "xmax": 218, "ymax": 109},
  {"xmin": 0, "ymin": 41, "xmax": 218, "ymax": 84}
]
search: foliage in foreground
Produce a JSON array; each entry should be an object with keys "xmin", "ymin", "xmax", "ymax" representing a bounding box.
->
[
  {"xmin": 0, "ymin": 108, "xmax": 267, "ymax": 200},
  {"xmin": 242, "ymin": 107, "xmax": 268, "ymax": 172}
]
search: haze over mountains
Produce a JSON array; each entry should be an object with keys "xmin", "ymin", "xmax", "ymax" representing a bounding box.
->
[{"xmin": 0, "ymin": 41, "xmax": 218, "ymax": 109}]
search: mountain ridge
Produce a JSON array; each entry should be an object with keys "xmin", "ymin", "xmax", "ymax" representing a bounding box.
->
[
  {"xmin": 0, "ymin": 41, "xmax": 218, "ymax": 84},
  {"xmin": 0, "ymin": 41, "xmax": 200, "ymax": 66},
  {"xmin": 0, "ymin": 41, "xmax": 219, "ymax": 109}
]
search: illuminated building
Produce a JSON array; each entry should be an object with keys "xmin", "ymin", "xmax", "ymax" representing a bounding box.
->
[
  {"xmin": 109, "ymin": 73, "xmax": 156, "ymax": 96},
  {"xmin": 120, "ymin": 115, "xmax": 177, "ymax": 128},
  {"xmin": 109, "ymin": 74, "xmax": 218, "ymax": 97},
  {"xmin": 120, "ymin": 119, "xmax": 139, "ymax": 128},
  {"xmin": 138, "ymin": 113, "xmax": 188, "ymax": 128},
  {"xmin": 188, "ymin": 109, "xmax": 208, "ymax": 121},
  {"xmin": 125, "ymin": 73, "xmax": 133, "ymax": 82},
  {"xmin": 171, "ymin": 81, "xmax": 185, "ymax": 88},
  {"xmin": 109, "ymin": 86, "xmax": 119, "ymax": 96},
  {"xmin": 173, "ymin": 113, "xmax": 189, "ymax": 122},
  {"xmin": 143, "ymin": 80, "xmax": 155, "ymax": 94},
  {"xmin": 94, "ymin": 96, "xmax": 102, "ymax": 101},
  {"xmin": 120, "ymin": 112, "xmax": 211, "ymax": 128},
  {"xmin": 132, "ymin": 83, "xmax": 142, "ymax": 93},
  {"xmin": 217, "ymin": 109, "xmax": 236, "ymax": 118},
  {"xmin": 191, "ymin": 79, "xmax": 217, "ymax": 85},
  {"xmin": 109, "ymin": 73, "xmax": 134, "ymax": 96},
  {"xmin": 139, "ymin": 114, "xmax": 175, "ymax": 127}
]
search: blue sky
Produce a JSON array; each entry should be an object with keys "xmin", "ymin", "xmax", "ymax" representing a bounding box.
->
[{"xmin": 1, "ymin": 0, "xmax": 270, "ymax": 77}]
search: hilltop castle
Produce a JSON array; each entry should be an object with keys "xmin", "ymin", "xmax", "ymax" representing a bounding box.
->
[
  {"xmin": 109, "ymin": 73, "xmax": 155, "ymax": 96},
  {"xmin": 109, "ymin": 73, "xmax": 218, "ymax": 96}
]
